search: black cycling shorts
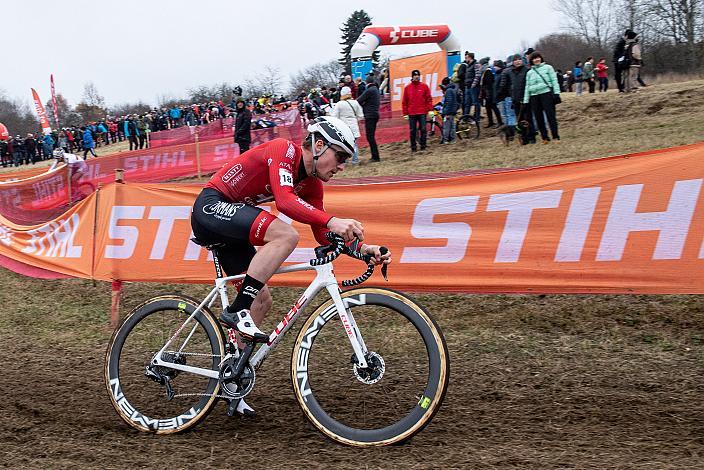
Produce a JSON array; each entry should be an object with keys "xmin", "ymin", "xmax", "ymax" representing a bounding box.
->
[{"xmin": 191, "ymin": 188, "xmax": 276, "ymax": 276}]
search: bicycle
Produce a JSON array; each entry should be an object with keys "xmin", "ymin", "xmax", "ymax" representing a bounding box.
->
[
  {"xmin": 455, "ymin": 114, "xmax": 480, "ymax": 141},
  {"xmin": 427, "ymin": 107, "xmax": 443, "ymax": 138},
  {"xmin": 105, "ymin": 233, "xmax": 450, "ymax": 446}
]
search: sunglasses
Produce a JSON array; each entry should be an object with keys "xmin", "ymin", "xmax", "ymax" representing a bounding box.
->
[{"xmin": 333, "ymin": 149, "xmax": 350, "ymax": 164}]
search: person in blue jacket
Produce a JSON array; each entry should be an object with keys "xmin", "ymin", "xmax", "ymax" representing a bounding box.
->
[
  {"xmin": 82, "ymin": 126, "xmax": 96, "ymax": 159},
  {"xmin": 441, "ymin": 77, "xmax": 460, "ymax": 144},
  {"xmin": 42, "ymin": 133, "xmax": 55, "ymax": 159}
]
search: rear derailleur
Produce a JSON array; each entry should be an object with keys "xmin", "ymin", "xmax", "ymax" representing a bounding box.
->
[{"xmin": 145, "ymin": 351, "xmax": 186, "ymax": 400}]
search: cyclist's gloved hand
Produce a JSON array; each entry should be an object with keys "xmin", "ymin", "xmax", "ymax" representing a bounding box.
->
[
  {"xmin": 361, "ymin": 244, "xmax": 392, "ymax": 266},
  {"xmin": 327, "ymin": 217, "xmax": 364, "ymax": 242}
]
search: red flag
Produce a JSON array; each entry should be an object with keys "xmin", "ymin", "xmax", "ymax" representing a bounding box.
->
[
  {"xmin": 31, "ymin": 88, "xmax": 52, "ymax": 135},
  {"xmin": 50, "ymin": 75, "xmax": 59, "ymax": 128},
  {"xmin": 0, "ymin": 122, "xmax": 8, "ymax": 141}
]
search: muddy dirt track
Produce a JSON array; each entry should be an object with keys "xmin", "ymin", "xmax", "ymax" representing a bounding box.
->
[{"xmin": 1, "ymin": 273, "xmax": 703, "ymax": 469}]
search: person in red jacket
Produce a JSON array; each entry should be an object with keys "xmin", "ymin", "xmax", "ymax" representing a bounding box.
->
[{"xmin": 402, "ymin": 69, "xmax": 433, "ymax": 152}]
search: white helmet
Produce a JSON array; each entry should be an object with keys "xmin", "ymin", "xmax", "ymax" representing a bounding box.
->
[
  {"xmin": 53, "ymin": 148, "xmax": 65, "ymax": 159},
  {"xmin": 306, "ymin": 116, "xmax": 356, "ymax": 158}
]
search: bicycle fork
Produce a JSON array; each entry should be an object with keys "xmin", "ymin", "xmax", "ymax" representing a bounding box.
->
[{"xmin": 326, "ymin": 284, "xmax": 369, "ymax": 369}]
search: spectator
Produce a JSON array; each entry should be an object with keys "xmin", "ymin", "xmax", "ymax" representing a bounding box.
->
[
  {"xmin": 343, "ymin": 75, "xmax": 358, "ymax": 98},
  {"xmin": 440, "ymin": 77, "xmax": 459, "ymax": 144},
  {"xmin": 613, "ymin": 29, "xmax": 633, "ymax": 92},
  {"xmin": 331, "ymin": 86, "xmax": 363, "ymax": 164},
  {"xmin": 480, "ymin": 58, "xmax": 503, "ymax": 128},
  {"xmin": 136, "ymin": 116, "xmax": 148, "ymax": 149},
  {"xmin": 625, "ymin": 32, "xmax": 643, "ymax": 93},
  {"xmin": 12, "ymin": 135, "xmax": 25, "ymax": 166},
  {"xmin": 356, "ymin": 75, "xmax": 381, "ymax": 162},
  {"xmin": 379, "ymin": 68, "xmax": 389, "ymax": 95},
  {"xmin": 0, "ymin": 139, "xmax": 8, "ymax": 167},
  {"xmin": 564, "ymin": 70, "xmax": 574, "ymax": 92},
  {"xmin": 462, "ymin": 52, "xmax": 482, "ymax": 122},
  {"xmin": 97, "ymin": 120, "xmax": 109, "ymax": 146},
  {"xmin": 402, "ymin": 69, "xmax": 433, "ymax": 153},
  {"xmin": 169, "ymin": 106, "xmax": 182, "ymax": 128},
  {"xmin": 233, "ymin": 97, "xmax": 252, "ymax": 153},
  {"xmin": 596, "ymin": 58, "xmax": 609, "ymax": 92},
  {"xmin": 573, "ymin": 61, "xmax": 584, "ymax": 96},
  {"xmin": 124, "ymin": 116, "xmax": 139, "ymax": 151},
  {"xmin": 82, "ymin": 126, "xmax": 97, "ymax": 158},
  {"xmin": 355, "ymin": 77, "xmax": 366, "ymax": 96},
  {"xmin": 584, "ymin": 57, "xmax": 596, "ymax": 93},
  {"xmin": 42, "ymin": 133, "xmax": 54, "ymax": 160},
  {"xmin": 25, "ymin": 134, "xmax": 37, "ymax": 164},
  {"xmin": 556, "ymin": 69, "xmax": 565, "ymax": 92},
  {"xmin": 504, "ymin": 54, "xmax": 536, "ymax": 145},
  {"xmin": 496, "ymin": 60, "xmax": 518, "ymax": 143},
  {"xmin": 523, "ymin": 51, "xmax": 561, "ymax": 144}
]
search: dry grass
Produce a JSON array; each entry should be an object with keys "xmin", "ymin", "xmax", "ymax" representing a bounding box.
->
[{"xmin": 341, "ymin": 79, "xmax": 704, "ymax": 177}]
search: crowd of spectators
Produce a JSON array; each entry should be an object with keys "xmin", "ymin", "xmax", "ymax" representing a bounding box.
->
[
  {"xmin": 1, "ymin": 32, "xmax": 645, "ymax": 168},
  {"xmin": 400, "ymin": 28, "xmax": 645, "ymax": 151}
]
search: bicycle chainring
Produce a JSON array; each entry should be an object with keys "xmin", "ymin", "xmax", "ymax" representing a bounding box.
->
[{"xmin": 219, "ymin": 353, "xmax": 256, "ymax": 399}]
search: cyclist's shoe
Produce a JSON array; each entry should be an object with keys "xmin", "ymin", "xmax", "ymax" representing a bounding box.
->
[
  {"xmin": 237, "ymin": 399, "xmax": 256, "ymax": 417},
  {"xmin": 220, "ymin": 308, "xmax": 268, "ymax": 342}
]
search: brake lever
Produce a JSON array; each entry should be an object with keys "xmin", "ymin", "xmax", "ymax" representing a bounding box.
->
[{"xmin": 379, "ymin": 246, "xmax": 389, "ymax": 281}]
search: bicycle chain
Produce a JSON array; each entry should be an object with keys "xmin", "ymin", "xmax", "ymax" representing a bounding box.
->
[{"xmin": 158, "ymin": 351, "xmax": 241, "ymax": 400}]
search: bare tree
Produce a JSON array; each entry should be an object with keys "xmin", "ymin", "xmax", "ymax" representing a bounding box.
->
[
  {"xmin": 242, "ymin": 66, "xmax": 283, "ymax": 98},
  {"xmin": 552, "ymin": 0, "xmax": 617, "ymax": 49},
  {"xmin": 645, "ymin": 0, "xmax": 701, "ymax": 65},
  {"xmin": 81, "ymin": 82, "xmax": 105, "ymax": 108},
  {"xmin": 288, "ymin": 60, "xmax": 343, "ymax": 96}
]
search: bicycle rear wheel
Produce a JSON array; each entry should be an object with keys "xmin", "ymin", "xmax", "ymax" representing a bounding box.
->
[
  {"xmin": 291, "ymin": 288, "xmax": 449, "ymax": 446},
  {"xmin": 105, "ymin": 295, "xmax": 224, "ymax": 434}
]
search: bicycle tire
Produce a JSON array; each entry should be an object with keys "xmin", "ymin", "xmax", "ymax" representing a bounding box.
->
[
  {"xmin": 291, "ymin": 287, "xmax": 449, "ymax": 446},
  {"xmin": 456, "ymin": 116, "xmax": 480, "ymax": 141},
  {"xmin": 105, "ymin": 294, "xmax": 224, "ymax": 434}
]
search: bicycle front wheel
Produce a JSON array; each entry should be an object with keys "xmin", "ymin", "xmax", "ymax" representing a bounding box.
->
[
  {"xmin": 105, "ymin": 295, "xmax": 224, "ymax": 434},
  {"xmin": 291, "ymin": 287, "xmax": 449, "ymax": 446}
]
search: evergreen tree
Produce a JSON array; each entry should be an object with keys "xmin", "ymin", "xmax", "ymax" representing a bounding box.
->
[{"xmin": 338, "ymin": 10, "xmax": 378, "ymax": 76}]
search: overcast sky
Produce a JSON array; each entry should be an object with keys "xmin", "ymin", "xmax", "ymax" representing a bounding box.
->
[{"xmin": 1, "ymin": 0, "xmax": 561, "ymax": 109}]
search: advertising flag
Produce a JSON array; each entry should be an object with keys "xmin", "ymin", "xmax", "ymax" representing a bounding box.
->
[
  {"xmin": 50, "ymin": 75, "xmax": 59, "ymax": 128},
  {"xmin": 31, "ymin": 88, "xmax": 52, "ymax": 135}
]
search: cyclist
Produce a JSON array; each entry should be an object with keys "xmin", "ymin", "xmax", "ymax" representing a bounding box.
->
[
  {"xmin": 49, "ymin": 148, "xmax": 88, "ymax": 180},
  {"xmin": 190, "ymin": 116, "xmax": 392, "ymax": 398}
]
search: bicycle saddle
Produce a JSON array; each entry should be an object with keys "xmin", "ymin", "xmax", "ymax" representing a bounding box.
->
[{"xmin": 190, "ymin": 237, "xmax": 226, "ymax": 251}]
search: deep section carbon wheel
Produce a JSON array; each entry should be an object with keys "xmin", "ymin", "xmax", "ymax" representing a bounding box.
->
[
  {"xmin": 105, "ymin": 295, "xmax": 223, "ymax": 434},
  {"xmin": 291, "ymin": 287, "xmax": 449, "ymax": 446}
]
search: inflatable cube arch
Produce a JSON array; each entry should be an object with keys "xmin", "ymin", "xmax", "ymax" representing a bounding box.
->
[{"xmin": 350, "ymin": 25, "xmax": 462, "ymax": 80}]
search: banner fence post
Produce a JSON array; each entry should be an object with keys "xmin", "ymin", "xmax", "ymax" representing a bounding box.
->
[
  {"xmin": 110, "ymin": 170, "xmax": 126, "ymax": 327},
  {"xmin": 110, "ymin": 280, "xmax": 123, "ymax": 328},
  {"xmin": 91, "ymin": 182, "xmax": 101, "ymax": 288},
  {"xmin": 66, "ymin": 164, "xmax": 72, "ymax": 207},
  {"xmin": 195, "ymin": 126, "xmax": 202, "ymax": 179}
]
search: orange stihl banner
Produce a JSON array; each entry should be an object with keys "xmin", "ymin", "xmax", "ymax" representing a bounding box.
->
[{"xmin": 3, "ymin": 143, "xmax": 704, "ymax": 293}]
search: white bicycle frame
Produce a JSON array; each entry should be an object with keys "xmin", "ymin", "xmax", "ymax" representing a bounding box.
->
[{"xmin": 150, "ymin": 260, "xmax": 370, "ymax": 380}]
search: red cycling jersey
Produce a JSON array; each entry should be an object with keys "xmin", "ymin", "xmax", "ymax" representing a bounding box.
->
[{"xmin": 206, "ymin": 138, "xmax": 332, "ymax": 244}]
